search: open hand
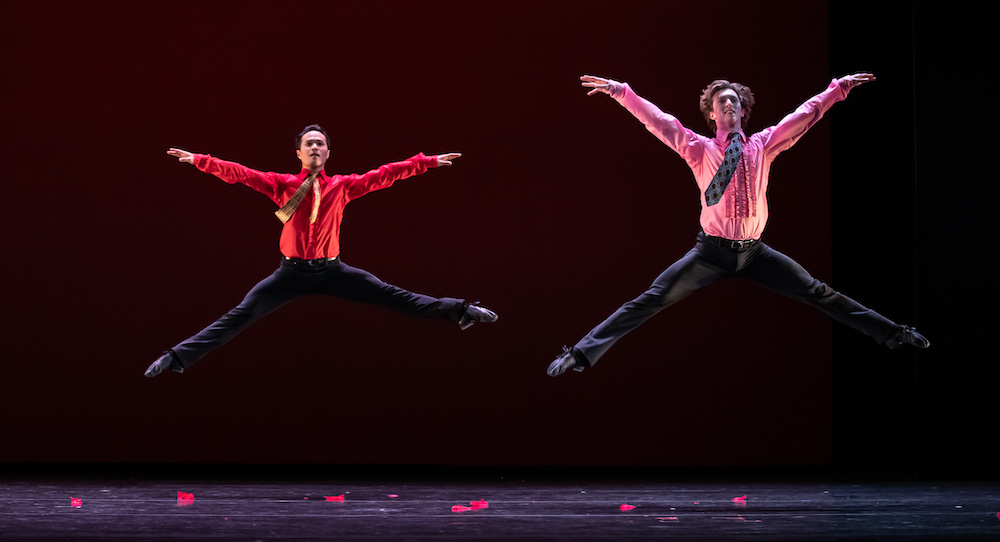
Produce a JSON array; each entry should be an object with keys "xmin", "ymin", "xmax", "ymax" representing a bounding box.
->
[
  {"xmin": 435, "ymin": 152, "xmax": 461, "ymax": 166},
  {"xmin": 581, "ymin": 74, "xmax": 619, "ymax": 96},
  {"xmin": 167, "ymin": 148, "xmax": 195, "ymax": 164},
  {"xmin": 840, "ymin": 73, "xmax": 876, "ymax": 91}
]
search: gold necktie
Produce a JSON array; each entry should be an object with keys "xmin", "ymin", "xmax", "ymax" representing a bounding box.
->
[
  {"xmin": 275, "ymin": 172, "xmax": 319, "ymax": 223},
  {"xmin": 309, "ymin": 178, "xmax": 321, "ymax": 224}
]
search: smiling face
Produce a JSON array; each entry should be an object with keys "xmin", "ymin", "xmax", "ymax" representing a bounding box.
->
[
  {"xmin": 295, "ymin": 130, "xmax": 330, "ymax": 172},
  {"xmin": 699, "ymin": 80, "xmax": 755, "ymax": 134},
  {"xmin": 709, "ymin": 88, "xmax": 745, "ymax": 133}
]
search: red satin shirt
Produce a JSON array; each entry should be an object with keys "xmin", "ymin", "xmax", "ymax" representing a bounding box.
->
[{"xmin": 193, "ymin": 153, "xmax": 439, "ymax": 259}]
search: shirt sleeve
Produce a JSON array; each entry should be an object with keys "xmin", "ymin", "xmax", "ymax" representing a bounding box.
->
[
  {"xmin": 757, "ymin": 78, "xmax": 850, "ymax": 156},
  {"xmin": 612, "ymin": 82, "xmax": 709, "ymax": 168},
  {"xmin": 193, "ymin": 154, "xmax": 289, "ymax": 204},
  {"xmin": 341, "ymin": 153, "xmax": 439, "ymax": 201}
]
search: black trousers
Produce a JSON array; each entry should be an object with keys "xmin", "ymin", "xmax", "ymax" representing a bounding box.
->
[
  {"xmin": 171, "ymin": 258, "xmax": 465, "ymax": 369},
  {"xmin": 573, "ymin": 232, "xmax": 899, "ymax": 367}
]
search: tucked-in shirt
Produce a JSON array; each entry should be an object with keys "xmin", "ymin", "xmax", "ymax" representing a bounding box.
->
[
  {"xmin": 610, "ymin": 78, "xmax": 852, "ymax": 240},
  {"xmin": 193, "ymin": 153, "xmax": 439, "ymax": 259}
]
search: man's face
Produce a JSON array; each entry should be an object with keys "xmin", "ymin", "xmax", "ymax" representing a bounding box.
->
[
  {"xmin": 296, "ymin": 130, "xmax": 330, "ymax": 171},
  {"xmin": 709, "ymin": 88, "xmax": 745, "ymax": 132}
]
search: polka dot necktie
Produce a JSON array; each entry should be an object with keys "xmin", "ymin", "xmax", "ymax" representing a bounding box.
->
[
  {"xmin": 275, "ymin": 172, "xmax": 319, "ymax": 223},
  {"xmin": 705, "ymin": 132, "xmax": 742, "ymax": 207}
]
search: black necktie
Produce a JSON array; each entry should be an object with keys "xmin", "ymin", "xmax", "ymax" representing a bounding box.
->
[{"xmin": 705, "ymin": 133, "xmax": 742, "ymax": 207}]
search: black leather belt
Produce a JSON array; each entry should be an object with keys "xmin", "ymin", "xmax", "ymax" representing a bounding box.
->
[
  {"xmin": 702, "ymin": 234, "xmax": 759, "ymax": 250},
  {"xmin": 283, "ymin": 256, "xmax": 340, "ymax": 268}
]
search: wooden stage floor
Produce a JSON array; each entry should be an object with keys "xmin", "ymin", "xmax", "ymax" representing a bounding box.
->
[{"xmin": 1, "ymin": 471, "xmax": 998, "ymax": 541}]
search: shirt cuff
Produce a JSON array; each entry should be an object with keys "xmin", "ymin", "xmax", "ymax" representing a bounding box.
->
[
  {"xmin": 609, "ymin": 81, "xmax": 627, "ymax": 100},
  {"xmin": 193, "ymin": 153, "xmax": 211, "ymax": 170}
]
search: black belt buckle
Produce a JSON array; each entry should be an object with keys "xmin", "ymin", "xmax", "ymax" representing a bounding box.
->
[
  {"xmin": 285, "ymin": 256, "xmax": 336, "ymax": 268},
  {"xmin": 730, "ymin": 239, "xmax": 756, "ymax": 249},
  {"xmin": 308, "ymin": 257, "xmax": 337, "ymax": 268}
]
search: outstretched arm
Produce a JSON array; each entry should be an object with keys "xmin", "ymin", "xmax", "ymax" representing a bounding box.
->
[
  {"xmin": 166, "ymin": 147, "xmax": 287, "ymax": 202},
  {"xmin": 581, "ymin": 74, "xmax": 702, "ymax": 160},
  {"xmin": 764, "ymin": 72, "xmax": 877, "ymax": 155},
  {"xmin": 343, "ymin": 153, "xmax": 448, "ymax": 200}
]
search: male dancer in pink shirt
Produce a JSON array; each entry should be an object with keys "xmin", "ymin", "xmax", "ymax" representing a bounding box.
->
[
  {"xmin": 145, "ymin": 124, "xmax": 497, "ymax": 377},
  {"xmin": 548, "ymin": 74, "xmax": 928, "ymax": 376}
]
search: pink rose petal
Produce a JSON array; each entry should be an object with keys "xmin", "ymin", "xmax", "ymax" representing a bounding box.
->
[
  {"xmin": 325, "ymin": 494, "xmax": 345, "ymax": 502},
  {"xmin": 620, "ymin": 504, "xmax": 637, "ymax": 511},
  {"xmin": 70, "ymin": 498, "xmax": 82, "ymax": 508},
  {"xmin": 451, "ymin": 505, "xmax": 472, "ymax": 513}
]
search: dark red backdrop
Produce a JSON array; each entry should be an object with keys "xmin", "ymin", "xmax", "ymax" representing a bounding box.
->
[{"xmin": 2, "ymin": 1, "xmax": 838, "ymax": 467}]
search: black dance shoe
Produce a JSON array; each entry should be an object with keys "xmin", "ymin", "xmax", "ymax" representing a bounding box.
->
[
  {"xmin": 144, "ymin": 350, "xmax": 184, "ymax": 377},
  {"xmin": 459, "ymin": 302, "xmax": 498, "ymax": 330},
  {"xmin": 885, "ymin": 325, "xmax": 930, "ymax": 349},
  {"xmin": 547, "ymin": 346, "xmax": 584, "ymax": 376}
]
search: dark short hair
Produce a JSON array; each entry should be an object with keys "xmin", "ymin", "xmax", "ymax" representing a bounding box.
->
[
  {"xmin": 295, "ymin": 124, "xmax": 329, "ymax": 149},
  {"xmin": 698, "ymin": 80, "xmax": 755, "ymax": 134}
]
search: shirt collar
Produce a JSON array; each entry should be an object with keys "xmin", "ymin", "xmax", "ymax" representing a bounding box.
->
[
  {"xmin": 298, "ymin": 168, "xmax": 325, "ymax": 180},
  {"xmin": 716, "ymin": 129, "xmax": 745, "ymax": 144}
]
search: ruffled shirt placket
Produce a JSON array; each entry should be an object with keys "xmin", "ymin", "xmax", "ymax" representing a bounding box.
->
[{"xmin": 727, "ymin": 140, "xmax": 757, "ymax": 220}]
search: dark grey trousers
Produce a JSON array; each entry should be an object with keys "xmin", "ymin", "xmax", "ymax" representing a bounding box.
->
[
  {"xmin": 573, "ymin": 232, "xmax": 898, "ymax": 367},
  {"xmin": 171, "ymin": 258, "xmax": 465, "ymax": 369}
]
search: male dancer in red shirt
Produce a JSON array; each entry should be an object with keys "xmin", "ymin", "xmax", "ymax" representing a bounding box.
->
[{"xmin": 145, "ymin": 124, "xmax": 496, "ymax": 377}]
